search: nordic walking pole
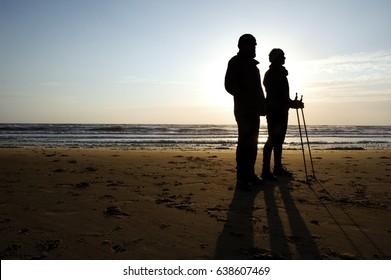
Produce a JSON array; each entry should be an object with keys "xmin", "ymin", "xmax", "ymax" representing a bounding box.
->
[
  {"xmin": 295, "ymin": 93, "xmax": 308, "ymax": 182},
  {"xmin": 300, "ymin": 95, "xmax": 316, "ymax": 179}
]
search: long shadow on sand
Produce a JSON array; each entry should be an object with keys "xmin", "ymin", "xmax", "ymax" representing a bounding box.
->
[
  {"xmin": 214, "ymin": 185, "xmax": 262, "ymax": 259},
  {"xmin": 215, "ymin": 177, "xmax": 320, "ymax": 259},
  {"xmin": 264, "ymin": 178, "xmax": 320, "ymax": 259}
]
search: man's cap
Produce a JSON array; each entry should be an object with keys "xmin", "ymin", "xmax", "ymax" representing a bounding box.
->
[{"xmin": 238, "ymin": 34, "xmax": 256, "ymax": 49}]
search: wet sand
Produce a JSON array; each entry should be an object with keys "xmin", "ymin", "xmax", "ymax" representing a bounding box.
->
[{"xmin": 0, "ymin": 148, "xmax": 390, "ymax": 259}]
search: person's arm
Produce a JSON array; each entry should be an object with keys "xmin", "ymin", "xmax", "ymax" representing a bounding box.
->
[{"xmin": 225, "ymin": 59, "xmax": 240, "ymax": 96}]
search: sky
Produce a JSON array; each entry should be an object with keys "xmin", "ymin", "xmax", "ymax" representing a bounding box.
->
[{"xmin": 0, "ymin": 0, "xmax": 390, "ymax": 125}]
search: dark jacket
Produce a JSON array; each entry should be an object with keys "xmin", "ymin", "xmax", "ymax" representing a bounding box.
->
[
  {"xmin": 225, "ymin": 52, "xmax": 266, "ymax": 117},
  {"xmin": 263, "ymin": 64, "xmax": 292, "ymax": 115}
]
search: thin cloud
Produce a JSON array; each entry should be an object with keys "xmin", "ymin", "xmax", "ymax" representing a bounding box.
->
[
  {"xmin": 302, "ymin": 50, "xmax": 391, "ymax": 102},
  {"xmin": 119, "ymin": 76, "xmax": 158, "ymax": 84},
  {"xmin": 306, "ymin": 50, "xmax": 391, "ymax": 77},
  {"xmin": 160, "ymin": 81, "xmax": 195, "ymax": 86}
]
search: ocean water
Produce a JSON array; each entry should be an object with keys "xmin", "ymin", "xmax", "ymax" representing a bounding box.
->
[{"xmin": 0, "ymin": 124, "xmax": 390, "ymax": 150}]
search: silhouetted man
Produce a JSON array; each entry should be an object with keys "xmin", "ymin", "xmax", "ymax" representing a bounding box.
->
[
  {"xmin": 262, "ymin": 48, "xmax": 303, "ymax": 180},
  {"xmin": 225, "ymin": 34, "xmax": 266, "ymax": 190}
]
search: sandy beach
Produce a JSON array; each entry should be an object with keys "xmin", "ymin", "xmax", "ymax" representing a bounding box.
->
[{"xmin": 0, "ymin": 148, "xmax": 390, "ymax": 260}]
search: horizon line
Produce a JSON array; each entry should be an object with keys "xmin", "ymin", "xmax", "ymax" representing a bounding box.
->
[{"xmin": 1, "ymin": 122, "xmax": 390, "ymax": 127}]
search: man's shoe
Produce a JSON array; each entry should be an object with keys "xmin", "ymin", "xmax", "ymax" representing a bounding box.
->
[
  {"xmin": 273, "ymin": 165, "xmax": 293, "ymax": 177},
  {"xmin": 251, "ymin": 175, "xmax": 265, "ymax": 186},
  {"xmin": 261, "ymin": 170, "xmax": 277, "ymax": 181}
]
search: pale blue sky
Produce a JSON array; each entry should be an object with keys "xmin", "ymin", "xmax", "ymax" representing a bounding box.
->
[{"xmin": 1, "ymin": 0, "xmax": 390, "ymax": 124}]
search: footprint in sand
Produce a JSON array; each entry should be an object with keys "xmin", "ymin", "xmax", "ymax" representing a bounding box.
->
[
  {"xmin": 104, "ymin": 206, "xmax": 129, "ymax": 217},
  {"xmin": 111, "ymin": 244, "xmax": 126, "ymax": 253},
  {"xmin": 75, "ymin": 182, "xmax": 89, "ymax": 188},
  {"xmin": 84, "ymin": 167, "xmax": 97, "ymax": 172}
]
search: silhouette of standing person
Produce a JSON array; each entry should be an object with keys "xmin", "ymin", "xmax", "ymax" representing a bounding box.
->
[
  {"xmin": 225, "ymin": 34, "xmax": 266, "ymax": 190},
  {"xmin": 261, "ymin": 49, "xmax": 303, "ymax": 180}
]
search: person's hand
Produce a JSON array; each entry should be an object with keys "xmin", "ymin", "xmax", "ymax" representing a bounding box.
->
[{"xmin": 291, "ymin": 99, "xmax": 304, "ymax": 109}]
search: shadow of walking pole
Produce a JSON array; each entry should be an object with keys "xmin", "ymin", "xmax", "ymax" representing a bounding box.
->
[{"xmin": 309, "ymin": 179, "xmax": 386, "ymax": 259}]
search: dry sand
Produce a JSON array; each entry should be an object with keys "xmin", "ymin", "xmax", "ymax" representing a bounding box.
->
[{"xmin": 0, "ymin": 148, "xmax": 390, "ymax": 260}]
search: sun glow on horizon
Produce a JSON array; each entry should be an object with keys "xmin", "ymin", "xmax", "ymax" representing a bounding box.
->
[{"xmin": 202, "ymin": 54, "xmax": 234, "ymax": 111}]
